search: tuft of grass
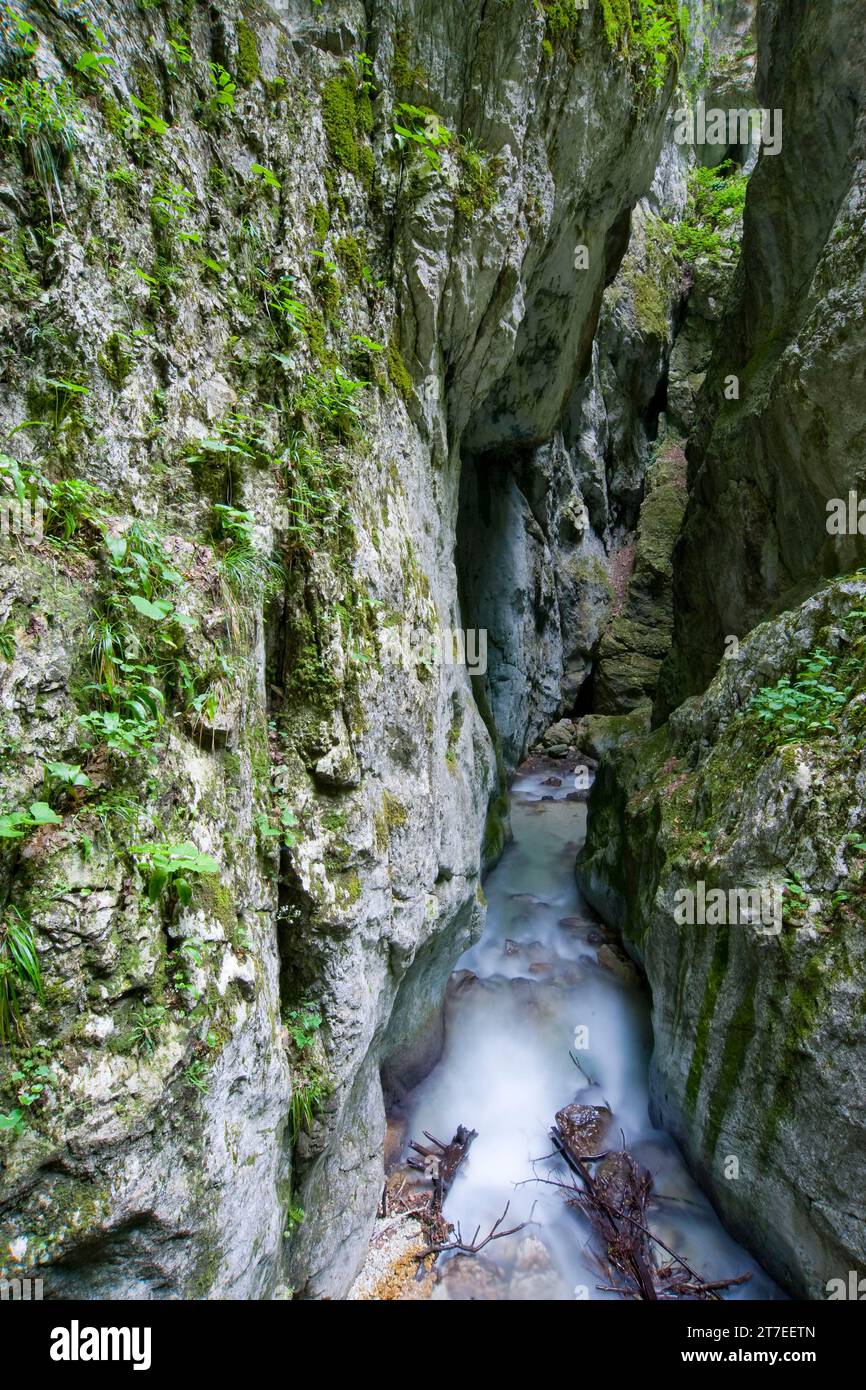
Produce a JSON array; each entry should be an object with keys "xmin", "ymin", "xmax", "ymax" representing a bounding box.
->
[
  {"xmin": 0, "ymin": 73, "xmax": 79, "ymax": 219},
  {"xmin": 0, "ymin": 908, "xmax": 43, "ymax": 1044}
]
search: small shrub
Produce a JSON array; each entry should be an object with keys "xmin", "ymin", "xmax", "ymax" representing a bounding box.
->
[{"xmin": 131, "ymin": 841, "xmax": 220, "ymax": 905}]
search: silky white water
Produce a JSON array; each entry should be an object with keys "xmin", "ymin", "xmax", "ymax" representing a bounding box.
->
[{"xmin": 405, "ymin": 766, "xmax": 782, "ymax": 1301}]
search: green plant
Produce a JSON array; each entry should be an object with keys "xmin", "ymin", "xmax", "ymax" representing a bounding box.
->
[
  {"xmin": 0, "ymin": 71, "xmax": 79, "ymax": 219},
  {"xmin": 171, "ymin": 938, "xmax": 203, "ymax": 1005},
  {"xmin": 0, "ymin": 801, "xmax": 63, "ymax": 839},
  {"xmin": 454, "ymin": 133, "xmax": 498, "ymax": 218},
  {"xmin": 261, "ymin": 273, "xmax": 309, "ymax": 342},
  {"xmin": 289, "ymin": 1066, "xmax": 331, "ymax": 1141},
  {"xmin": 35, "ymin": 376, "xmax": 90, "ymax": 437},
  {"xmin": 251, "ymin": 161, "xmax": 281, "ymax": 190},
  {"xmin": 43, "ymin": 760, "xmax": 91, "ymax": 798},
  {"xmin": 283, "ymin": 1002, "xmax": 322, "ymax": 1051},
  {"xmin": 9, "ymin": 1057, "xmax": 55, "ymax": 1112},
  {"xmin": 131, "ymin": 841, "xmax": 220, "ymax": 905},
  {"xmin": 392, "ymin": 102, "xmax": 451, "ymax": 172},
  {"xmin": 185, "ymin": 1057, "xmax": 209, "ymax": 1092},
  {"xmin": 0, "ymin": 908, "xmax": 43, "ymax": 1043},
  {"xmin": 123, "ymin": 1002, "xmax": 167, "ymax": 1055},
  {"xmin": 256, "ymin": 804, "xmax": 298, "ymax": 849},
  {"xmin": 294, "ymin": 366, "xmax": 367, "ymax": 442},
  {"xmin": 208, "ymin": 63, "xmax": 236, "ymax": 112},
  {"xmin": 321, "ymin": 65, "xmax": 373, "ymax": 181},
  {"xmin": 130, "ymin": 92, "xmax": 168, "ymax": 137},
  {"xmin": 283, "ymin": 1000, "xmax": 331, "ymax": 1140},
  {"xmin": 284, "ymin": 1204, "xmax": 305, "ymax": 1236},
  {"xmin": 747, "ymin": 647, "xmax": 850, "ymax": 746},
  {"xmin": 672, "ymin": 161, "xmax": 750, "ymax": 265},
  {"xmin": 0, "ymin": 618, "xmax": 15, "ymax": 662},
  {"xmin": 280, "ymin": 431, "xmax": 352, "ymax": 557},
  {"xmin": 212, "ymin": 504, "xmax": 283, "ymax": 602}
]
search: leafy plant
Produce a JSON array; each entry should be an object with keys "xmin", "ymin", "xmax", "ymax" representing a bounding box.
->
[
  {"xmin": 747, "ymin": 647, "xmax": 850, "ymax": 746},
  {"xmin": 289, "ymin": 1067, "xmax": 332, "ymax": 1142},
  {"xmin": 0, "ymin": 908, "xmax": 43, "ymax": 1043},
  {"xmin": 284, "ymin": 1204, "xmax": 305, "ymax": 1236},
  {"xmin": 261, "ymin": 274, "xmax": 309, "ymax": 341},
  {"xmin": 283, "ymin": 1002, "xmax": 321, "ymax": 1051},
  {"xmin": 284, "ymin": 999, "xmax": 331, "ymax": 1141},
  {"xmin": 123, "ymin": 1002, "xmax": 167, "ymax": 1055},
  {"xmin": 130, "ymin": 92, "xmax": 168, "ymax": 137},
  {"xmin": 43, "ymin": 760, "xmax": 91, "ymax": 798},
  {"xmin": 9, "ymin": 1058, "xmax": 55, "ymax": 1111},
  {"xmin": 131, "ymin": 841, "xmax": 220, "ymax": 905},
  {"xmin": 251, "ymin": 162, "xmax": 281, "ymax": 190},
  {"xmin": 392, "ymin": 102, "xmax": 451, "ymax": 172},
  {"xmin": 256, "ymin": 804, "xmax": 298, "ymax": 849},
  {"xmin": 208, "ymin": 63, "xmax": 236, "ymax": 111},
  {"xmin": 0, "ymin": 72, "xmax": 79, "ymax": 218},
  {"xmin": 672, "ymin": 161, "xmax": 750, "ymax": 266},
  {"xmin": 171, "ymin": 938, "xmax": 203, "ymax": 1005},
  {"xmin": 294, "ymin": 367, "xmax": 367, "ymax": 443},
  {"xmin": 0, "ymin": 618, "xmax": 15, "ymax": 662},
  {"xmin": 185, "ymin": 1057, "xmax": 209, "ymax": 1092},
  {"xmin": 0, "ymin": 802, "xmax": 63, "ymax": 839}
]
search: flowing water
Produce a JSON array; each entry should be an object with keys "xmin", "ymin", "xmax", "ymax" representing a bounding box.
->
[{"xmin": 404, "ymin": 763, "xmax": 782, "ymax": 1301}]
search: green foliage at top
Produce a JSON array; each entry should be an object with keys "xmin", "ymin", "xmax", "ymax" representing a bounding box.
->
[
  {"xmin": 591, "ymin": 0, "xmax": 685, "ymax": 93},
  {"xmin": 672, "ymin": 160, "xmax": 750, "ymax": 265}
]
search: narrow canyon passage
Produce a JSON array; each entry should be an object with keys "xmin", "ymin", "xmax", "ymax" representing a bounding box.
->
[{"xmin": 389, "ymin": 764, "xmax": 781, "ymax": 1300}]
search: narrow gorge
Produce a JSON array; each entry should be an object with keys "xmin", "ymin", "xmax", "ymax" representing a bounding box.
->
[{"xmin": 0, "ymin": 0, "xmax": 863, "ymax": 1319}]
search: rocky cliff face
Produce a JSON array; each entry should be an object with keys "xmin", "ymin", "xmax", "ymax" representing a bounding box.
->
[
  {"xmin": 657, "ymin": 0, "xmax": 866, "ymax": 715},
  {"xmin": 0, "ymin": 0, "xmax": 690, "ymax": 1300},
  {"xmin": 579, "ymin": 578, "xmax": 866, "ymax": 1298},
  {"xmin": 578, "ymin": 0, "xmax": 866, "ymax": 1300}
]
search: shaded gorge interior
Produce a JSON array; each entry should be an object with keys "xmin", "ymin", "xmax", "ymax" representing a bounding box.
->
[{"xmin": 0, "ymin": 0, "xmax": 864, "ymax": 1304}]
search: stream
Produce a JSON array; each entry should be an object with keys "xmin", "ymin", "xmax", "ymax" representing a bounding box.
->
[{"xmin": 401, "ymin": 762, "xmax": 782, "ymax": 1301}]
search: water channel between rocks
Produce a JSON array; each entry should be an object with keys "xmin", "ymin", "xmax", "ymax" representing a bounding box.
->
[{"xmin": 394, "ymin": 763, "xmax": 782, "ymax": 1301}]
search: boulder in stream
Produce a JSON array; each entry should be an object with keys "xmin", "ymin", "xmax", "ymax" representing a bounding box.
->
[{"xmin": 555, "ymin": 1102, "xmax": 613, "ymax": 1158}]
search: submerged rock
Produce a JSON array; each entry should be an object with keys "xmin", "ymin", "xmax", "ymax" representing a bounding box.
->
[{"xmin": 555, "ymin": 1102, "xmax": 613, "ymax": 1158}]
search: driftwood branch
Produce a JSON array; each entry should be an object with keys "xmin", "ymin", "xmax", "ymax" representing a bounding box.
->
[
  {"xmin": 407, "ymin": 1123, "xmax": 477, "ymax": 1212},
  {"xmin": 414, "ymin": 1201, "xmax": 526, "ymax": 1260},
  {"xmin": 548, "ymin": 1113, "xmax": 751, "ymax": 1302}
]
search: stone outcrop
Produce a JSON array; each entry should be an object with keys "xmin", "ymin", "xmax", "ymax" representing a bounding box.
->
[
  {"xmin": 579, "ymin": 576, "xmax": 866, "ymax": 1297},
  {"xmin": 0, "ymin": 0, "xmax": 689, "ymax": 1301},
  {"xmin": 657, "ymin": 0, "xmax": 866, "ymax": 716}
]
